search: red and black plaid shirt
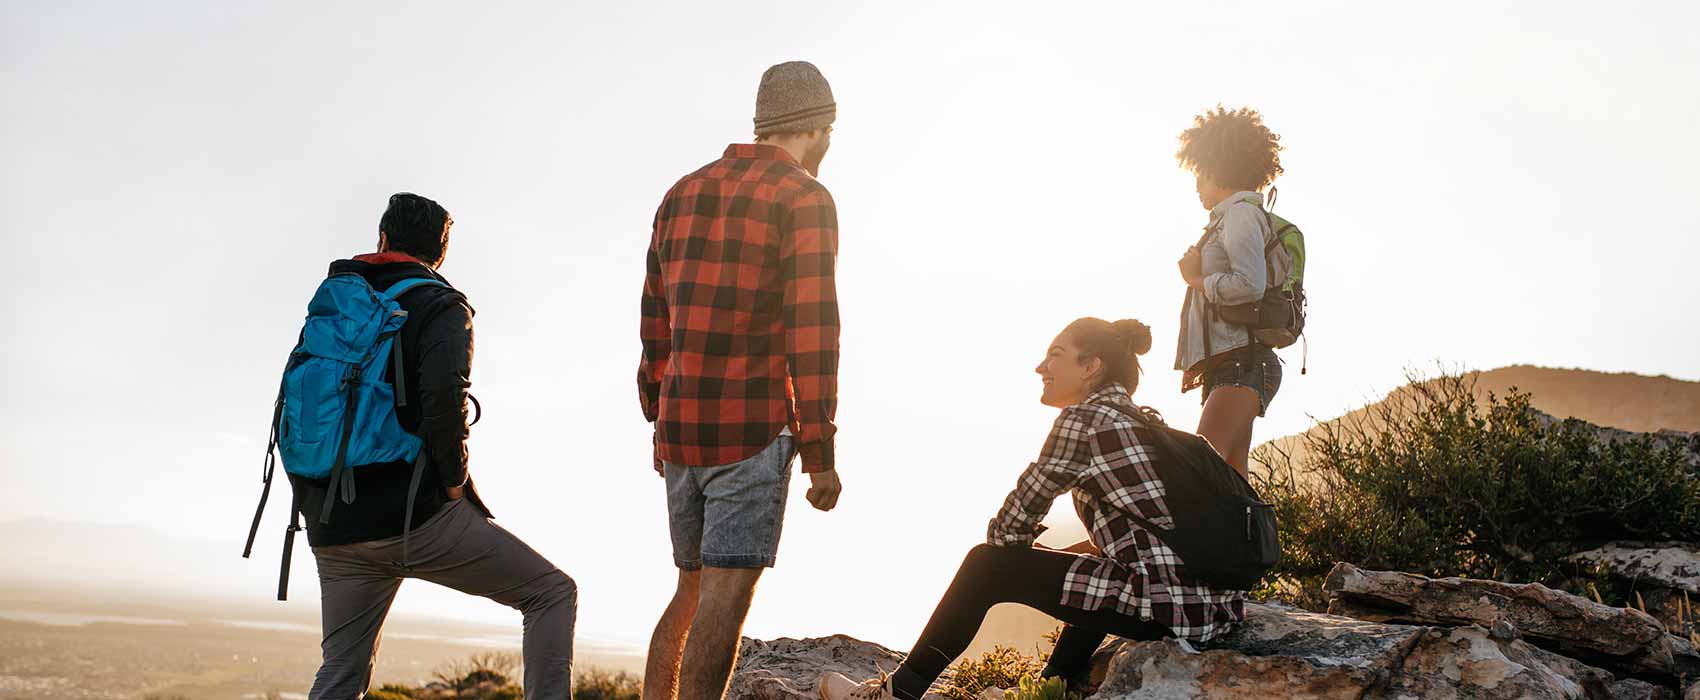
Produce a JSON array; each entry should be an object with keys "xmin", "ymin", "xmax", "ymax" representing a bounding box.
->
[
  {"xmin": 987, "ymin": 383, "xmax": 1246, "ymax": 642},
  {"xmin": 639, "ymin": 144, "xmax": 840, "ymax": 473}
]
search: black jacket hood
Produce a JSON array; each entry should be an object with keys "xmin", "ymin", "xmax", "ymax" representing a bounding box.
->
[{"xmin": 328, "ymin": 257, "xmax": 450, "ymax": 293}]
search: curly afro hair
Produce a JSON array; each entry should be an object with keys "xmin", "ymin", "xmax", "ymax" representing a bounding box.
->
[{"xmin": 1175, "ymin": 106, "xmax": 1283, "ymax": 192}]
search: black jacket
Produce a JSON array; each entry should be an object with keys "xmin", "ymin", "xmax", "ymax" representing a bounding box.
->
[{"xmin": 288, "ymin": 256, "xmax": 490, "ymax": 546}]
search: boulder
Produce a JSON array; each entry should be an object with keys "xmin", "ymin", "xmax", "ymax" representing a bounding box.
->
[
  {"xmin": 1527, "ymin": 410, "xmax": 1700, "ymax": 466},
  {"xmin": 726, "ymin": 602, "xmax": 1682, "ymax": 700},
  {"xmin": 729, "ymin": 635, "xmax": 907, "ymax": 700},
  {"xmin": 1324, "ymin": 563, "xmax": 1675, "ymax": 677},
  {"xmin": 1524, "ymin": 643, "xmax": 1674, "ymax": 700},
  {"xmin": 1672, "ymin": 635, "xmax": 1700, "ymax": 688},
  {"xmin": 1567, "ymin": 542, "xmax": 1700, "ymax": 635},
  {"xmin": 1087, "ymin": 603, "xmax": 1670, "ymax": 700},
  {"xmin": 1568, "ymin": 543, "xmax": 1700, "ymax": 594},
  {"xmin": 722, "ymin": 605, "xmax": 1677, "ymax": 700}
]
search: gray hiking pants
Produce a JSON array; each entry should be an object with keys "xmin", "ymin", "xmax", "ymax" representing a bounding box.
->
[{"xmin": 308, "ymin": 498, "xmax": 576, "ymax": 699}]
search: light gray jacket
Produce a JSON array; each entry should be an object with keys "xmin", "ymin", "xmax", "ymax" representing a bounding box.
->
[{"xmin": 1174, "ymin": 191, "xmax": 1289, "ymax": 382}]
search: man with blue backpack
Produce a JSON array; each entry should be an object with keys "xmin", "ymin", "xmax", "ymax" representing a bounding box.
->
[{"xmin": 243, "ymin": 193, "xmax": 576, "ymax": 699}]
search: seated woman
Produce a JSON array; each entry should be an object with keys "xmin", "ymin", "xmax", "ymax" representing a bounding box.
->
[{"xmin": 819, "ymin": 317, "xmax": 1247, "ymax": 700}]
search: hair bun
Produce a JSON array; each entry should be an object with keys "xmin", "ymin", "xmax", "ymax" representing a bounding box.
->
[{"xmin": 1112, "ymin": 319, "xmax": 1153, "ymax": 356}]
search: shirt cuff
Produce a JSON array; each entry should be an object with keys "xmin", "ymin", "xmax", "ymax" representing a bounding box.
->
[
  {"xmin": 986, "ymin": 522, "xmax": 1046, "ymax": 547},
  {"xmin": 798, "ymin": 437, "xmax": 835, "ymax": 473}
]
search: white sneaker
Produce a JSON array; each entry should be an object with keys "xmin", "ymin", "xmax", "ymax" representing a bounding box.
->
[{"xmin": 818, "ymin": 671, "xmax": 895, "ymax": 700}]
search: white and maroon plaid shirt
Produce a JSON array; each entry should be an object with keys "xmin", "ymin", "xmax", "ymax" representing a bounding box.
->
[{"xmin": 987, "ymin": 383, "xmax": 1246, "ymax": 643}]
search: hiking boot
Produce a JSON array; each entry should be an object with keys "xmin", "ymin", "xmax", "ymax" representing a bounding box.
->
[{"xmin": 818, "ymin": 671, "xmax": 895, "ymax": 700}]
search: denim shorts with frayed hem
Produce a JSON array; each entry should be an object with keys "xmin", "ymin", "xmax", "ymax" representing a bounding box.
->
[
  {"xmin": 1201, "ymin": 344, "xmax": 1283, "ymax": 417},
  {"xmin": 664, "ymin": 435, "xmax": 795, "ymax": 570}
]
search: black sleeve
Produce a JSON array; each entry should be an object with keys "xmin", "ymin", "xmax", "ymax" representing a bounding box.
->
[{"xmin": 415, "ymin": 298, "xmax": 473, "ymax": 488}]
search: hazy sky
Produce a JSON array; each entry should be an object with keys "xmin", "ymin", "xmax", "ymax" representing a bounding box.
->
[{"xmin": 3, "ymin": 1, "xmax": 1698, "ymax": 649}]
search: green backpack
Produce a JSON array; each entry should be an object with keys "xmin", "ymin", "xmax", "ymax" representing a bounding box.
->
[{"xmin": 1212, "ymin": 193, "xmax": 1307, "ymax": 350}]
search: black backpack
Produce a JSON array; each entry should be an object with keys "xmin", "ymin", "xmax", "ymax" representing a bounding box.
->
[{"xmin": 1109, "ymin": 405, "xmax": 1280, "ymax": 590}]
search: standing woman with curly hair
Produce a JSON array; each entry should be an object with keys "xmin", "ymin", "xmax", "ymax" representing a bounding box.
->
[{"xmin": 1173, "ymin": 106, "xmax": 1289, "ymax": 476}]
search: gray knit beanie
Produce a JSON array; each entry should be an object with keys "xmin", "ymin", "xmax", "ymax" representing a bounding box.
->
[{"xmin": 753, "ymin": 61, "xmax": 836, "ymax": 136}]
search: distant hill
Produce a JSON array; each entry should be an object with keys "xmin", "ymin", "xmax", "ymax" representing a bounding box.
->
[
  {"xmin": 1257, "ymin": 365, "xmax": 1700, "ymax": 472},
  {"xmin": 970, "ymin": 365, "xmax": 1700, "ymax": 658},
  {"xmin": 1465, "ymin": 365, "xmax": 1700, "ymax": 433}
]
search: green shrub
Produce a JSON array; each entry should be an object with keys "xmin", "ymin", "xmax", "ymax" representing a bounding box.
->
[
  {"xmin": 574, "ymin": 667, "xmax": 642, "ymax": 700},
  {"xmin": 1252, "ymin": 371, "xmax": 1700, "ymax": 607},
  {"xmin": 938, "ymin": 645, "xmax": 1044, "ymax": 700},
  {"xmin": 1003, "ymin": 675, "xmax": 1079, "ymax": 700},
  {"xmin": 390, "ymin": 654, "xmax": 638, "ymax": 700}
]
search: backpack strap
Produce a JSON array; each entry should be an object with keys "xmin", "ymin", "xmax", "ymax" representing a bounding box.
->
[
  {"xmin": 381, "ymin": 277, "xmax": 447, "ymax": 300},
  {"xmin": 392, "ymin": 326, "xmax": 410, "ymax": 408},
  {"xmin": 1261, "ymin": 210, "xmax": 1284, "ymax": 256},
  {"xmin": 276, "ymin": 488, "xmax": 301, "ymax": 601},
  {"xmin": 241, "ymin": 378, "xmax": 301, "ymax": 601},
  {"xmin": 316, "ymin": 363, "xmax": 369, "ymax": 524},
  {"xmin": 242, "ymin": 378, "xmax": 287, "ymax": 560},
  {"xmin": 400, "ymin": 447, "xmax": 430, "ymax": 568},
  {"xmin": 382, "ymin": 277, "xmax": 450, "ymax": 408}
]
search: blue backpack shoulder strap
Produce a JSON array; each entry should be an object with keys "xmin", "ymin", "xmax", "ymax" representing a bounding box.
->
[
  {"xmin": 376, "ymin": 276, "xmax": 451, "ymax": 411},
  {"xmin": 381, "ymin": 277, "xmax": 447, "ymax": 300}
]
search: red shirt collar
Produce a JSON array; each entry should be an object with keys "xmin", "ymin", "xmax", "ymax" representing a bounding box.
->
[
  {"xmin": 724, "ymin": 143, "xmax": 800, "ymax": 166},
  {"xmin": 353, "ymin": 251, "xmax": 427, "ymax": 265}
]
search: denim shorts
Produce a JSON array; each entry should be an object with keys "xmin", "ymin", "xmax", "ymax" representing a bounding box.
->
[
  {"xmin": 1201, "ymin": 344, "xmax": 1283, "ymax": 417},
  {"xmin": 663, "ymin": 435, "xmax": 795, "ymax": 570}
]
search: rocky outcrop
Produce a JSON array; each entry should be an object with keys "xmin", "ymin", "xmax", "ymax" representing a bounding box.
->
[
  {"xmin": 1527, "ymin": 408, "xmax": 1700, "ymax": 463},
  {"xmin": 727, "ymin": 601, "xmax": 1677, "ymax": 700},
  {"xmin": 1568, "ymin": 542, "xmax": 1700, "ymax": 636},
  {"xmin": 1089, "ymin": 602, "xmax": 1670, "ymax": 700},
  {"xmin": 1323, "ymin": 562, "xmax": 1676, "ymax": 678},
  {"xmin": 1567, "ymin": 543, "xmax": 1700, "ymax": 593},
  {"xmin": 729, "ymin": 635, "xmax": 908, "ymax": 700}
]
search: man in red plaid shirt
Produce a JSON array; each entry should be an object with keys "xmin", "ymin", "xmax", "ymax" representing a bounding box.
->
[{"xmin": 637, "ymin": 61, "xmax": 843, "ymax": 700}]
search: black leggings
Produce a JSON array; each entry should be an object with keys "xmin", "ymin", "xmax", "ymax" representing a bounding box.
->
[{"xmin": 891, "ymin": 545, "xmax": 1172, "ymax": 700}]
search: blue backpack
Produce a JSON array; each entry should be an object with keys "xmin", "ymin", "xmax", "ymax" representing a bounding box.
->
[{"xmin": 242, "ymin": 273, "xmax": 446, "ymax": 600}]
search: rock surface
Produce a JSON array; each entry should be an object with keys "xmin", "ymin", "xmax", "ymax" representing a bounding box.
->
[
  {"xmin": 727, "ymin": 602, "xmax": 1677, "ymax": 700},
  {"xmin": 1090, "ymin": 603, "xmax": 1669, "ymax": 700},
  {"xmin": 1529, "ymin": 409, "xmax": 1700, "ymax": 465},
  {"xmin": 1324, "ymin": 562, "xmax": 1676, "ymax": 678},
  {"xmin": 1566, "ymin": 542, "xmax": 1700, "ymax": 593},
  {"xmin": 729, "ymin": 635, "xmax": 907, "ymax": 700},
  {"xmin": 1568, "ymin": 542, "xmax": 1700, "ymax": 635}
]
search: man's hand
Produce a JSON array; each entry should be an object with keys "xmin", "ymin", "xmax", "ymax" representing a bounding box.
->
[
  {"xmin": 806, "ymin": 469, "xmax": 842, "ymax": 512},
  {"xmin": 653, "ymin": 429, "xmax": 665, "ymax": 478},
  {"xmin": 1178, "ymin": 246, "xmax": 1205, "ymax": 289},
  {"xmin": 446, "ymin": 485, "xmax": 464, "ymax": 500}
]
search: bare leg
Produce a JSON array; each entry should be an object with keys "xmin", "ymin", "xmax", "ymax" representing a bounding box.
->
[
  {"xmin": 644, "ymin": 568, "xmax": 703, "ymax": 700},
  {"xmin": 1198, "ymin": 385, "xmax": 1262, "ymax": 476},
  {"xmin": 678, "ymin": 567, "xmax": 763, "ymax": 700}
]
